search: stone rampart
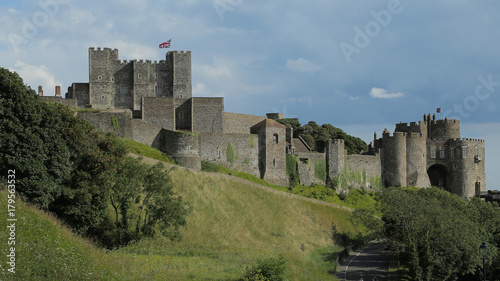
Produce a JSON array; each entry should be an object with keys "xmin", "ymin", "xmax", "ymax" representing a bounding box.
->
[
  {"xmin": 76, "ymin": 110, "xmax": 133, "ymax": 139},
  {"xmin": 224, "ymin": 112, "xmax": 266, "ymax": 134},
  {"xmin": 192, "ymin": 97, "xmax": 224, "ymax": 133},
  {"xmin": 200, "ymin": 133, "xmax": 260, "ymax": 177}
]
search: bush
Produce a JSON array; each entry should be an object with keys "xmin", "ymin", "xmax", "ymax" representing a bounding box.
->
[{"xmin": 242, "ymin": 256, "xmax": 288, "ymax": 281}]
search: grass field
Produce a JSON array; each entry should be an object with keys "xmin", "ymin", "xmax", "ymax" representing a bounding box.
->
[{"xmin": 0, "ymin": 163, "xmax": 369, "ymax": 280}]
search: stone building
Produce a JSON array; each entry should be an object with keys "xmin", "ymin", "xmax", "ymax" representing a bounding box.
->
[{"xmin": 40, "ymin": 47, "xmax": 486, "ymax": 197}]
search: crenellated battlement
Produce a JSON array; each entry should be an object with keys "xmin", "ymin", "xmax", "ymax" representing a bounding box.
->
[
  {"xmin": 431, "ymin": 118, "xmax": 459, "ymax": 125},
  {"xmin": 451, "ymin": 138, "xmax": 485, "ymax": 143}
]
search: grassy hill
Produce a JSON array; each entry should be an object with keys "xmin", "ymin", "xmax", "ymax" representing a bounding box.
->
[{"xmin": 0, "ymin": 162, "xmax": 368, "ymax": 280}]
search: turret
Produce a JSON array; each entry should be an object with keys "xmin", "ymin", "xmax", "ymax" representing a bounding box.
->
[{"xmin": 382, "ymin": 132, "xmax": 407, "ymax": 187}]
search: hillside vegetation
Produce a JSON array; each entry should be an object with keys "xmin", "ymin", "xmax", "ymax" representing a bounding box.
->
[{"xmin": 0, "ymin": 166, "xmax": 366, "ymax": 280}]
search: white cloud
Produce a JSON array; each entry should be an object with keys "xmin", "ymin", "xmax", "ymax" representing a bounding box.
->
[
  {"xmin": 288, "ymin": 96, "xmax": 313, "ymax": 106},
  {"xmin": 369, "ymin": 87, "xmax": 405, "ymax": 99},
  {"xmin": 349, "ymin": 96, "xmax": 360, "ymax": 100},
  {"xmin": 197, "ymin": 64, "xmax": 232, "ymax": 79},
  {"xmin": 9, "ymin": 61, "xmax": 62, "ymax": 95},
  {"xmin": 285, "ymin": 58, "xmax": 322, "ymax": 72}
]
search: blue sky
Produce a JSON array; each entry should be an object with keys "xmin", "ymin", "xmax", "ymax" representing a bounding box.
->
[{"xmin": 1, "ymin": 0, "xmax": 499, "ymax": 189}]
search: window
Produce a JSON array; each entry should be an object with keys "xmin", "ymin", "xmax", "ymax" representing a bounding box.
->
[
  {"xmin": 125, "ymin": 73, "xmax": 129, "ymax": 78},
  {"xmin": 475, "ymin": 147, "xmax": 479, "ymax": 157},
  {"xmin": 462, "ymin": 146, "xmax": 467, "ymax": 158},
  {"xmin": 179, "ymin": 94, "xmax": 183, "ymax": 99},
  {"xmin": 155, "ymin": 73, "xmax": 158, "ymax": 78},
  {"xmin": 100, "ymin": 95, "xmax": 105, "ymax": 100},
  {"xmin": 450, "ymin": 148, "xmax": 455, "ymax": 158},
  {"xmin": 430, "ymin": 148, "xmax": 436, "ymax": 159},
  {"xmin": 110, "ymin": 77, "xmax": 114, "ymax": 82},
  {"xmin": 155, "ymin": 85, "xmax": 162, "ymax": 96},
  {"xmin": 439, "ymin": 148, "xmax": 445, "ymax": 159},
  {"xmin": 273, "ymin": 134, "xmax": 279, "ymax": 144},
  {"xmin": 98, "ymin": 75, "xmax": 102, "ymax": 81},
  {"xmin": 138, "ymin": 74, "xmax": 142, "ymax": 79},
  {"xmin": 273, "ymin": 159, "xmax": 276, "ymax": 167},
  {"xmin": 178, "ymin": 111, "xmax": 183, "ymax": 121},
  {"xmin": 120, "ymin": 86, "xmax": 128, "ymax": 95}
]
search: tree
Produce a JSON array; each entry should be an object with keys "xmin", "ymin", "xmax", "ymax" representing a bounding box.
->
[
  {"xmin": 109, "ymin": 157, "xmax": 190, "ymax": 247},
  {"xmin": 0, "ymin": 67, "xmax": 126, "ymax": 234},
  {"xmin": 1, "ymin": 68, "xmax": 71, "ymax": 208},
  {"xmin": 381, "ymin": 187, "xmax": 500, "ymax": 281}
]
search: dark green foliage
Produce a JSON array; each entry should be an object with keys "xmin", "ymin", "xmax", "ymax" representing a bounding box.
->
[
  {"xmin": 293, "ymin": 121, "xmax": 368, "ymax": 154},
  {"xmin": 242, "ymin": 256, "xmax": 288, "ymax": 281},
  {"xmin": 227, "ymin": 142, "xmax": 235, "ymax": 164},
  {"xmin": 1, "ymin": 68, "xmax": 70, "ymax": 208},
  {"xmin": 112, "ymin": 116, "xmax": 119, "ymax": 131},
  {"xmin": 381, "ymin": 187, "xmax": 500, "ymax": 281},
  {"xmin": 0, "ymin": 67, "xmax": 126, "ymax": 234},
  {"xmin": 275, "ymin": 118, "xmax": 301, "ymax": 131},
  {"xmin": 107, "ymin": 157, "xmax": 189, "ymax": 247},
  {"xmin": 285, "ymin": 154, "xmax": 299, "ymax": 187}
]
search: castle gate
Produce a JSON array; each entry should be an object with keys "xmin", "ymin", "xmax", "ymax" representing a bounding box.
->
[{"xmin": 427, "ymin": 164, "xmax": 448, "ymax": 190}]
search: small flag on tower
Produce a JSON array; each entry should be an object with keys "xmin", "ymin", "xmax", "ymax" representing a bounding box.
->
[
  {"xmin": 436, "ymin": 107, "xmax": 441, "ymax": 113},
  {"xmin": 159, "ymin": 39, "xmax": 171, "ymax": 49}
]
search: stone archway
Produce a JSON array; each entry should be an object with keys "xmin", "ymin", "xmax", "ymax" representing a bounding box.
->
[{"xmin": 427, "ymin": 164, "xmax": 449, "ymax": 190}]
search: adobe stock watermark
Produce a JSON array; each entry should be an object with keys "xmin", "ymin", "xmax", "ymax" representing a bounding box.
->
[
  {"xmin": 7, "ymin": 0, "xmax": 70, "ymax": 54},
  {"xmin": 443, "ymin": 74, "xmax": 500, "ymax": 120},
  {"xmin": 212, "ymin": 0, "xmax": 242, "ymax": 21},
  {"xmin": 339, "ymin": 0, "xmax": 409, "ymax": 63}
]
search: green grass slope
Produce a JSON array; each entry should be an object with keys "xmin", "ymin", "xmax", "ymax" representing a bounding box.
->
[
  {"xmin": 0, "ymin": 165, "xmax": 365, "ymax": 280},
  {"xmin": 0, "ymin": 189, "xmax": 119, "ymax": 280},
  {"xmin": 113, "ymin": 168, "xmax": 364, "ymax": 280}
]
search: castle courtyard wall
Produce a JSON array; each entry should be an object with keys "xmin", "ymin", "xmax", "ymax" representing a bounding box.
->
[
  {"xmin": 76, "ymin": 110, "xmax": 133, "ymax": 139},
  {"xmin": 199, "ymin": 133, "xmax": 260, "ymax": 177},
  {"xmin": 142, "ymin": 97, "xmax": 175, "ymax": 130},
  {"xmin": 224, "ymin": 112, "xmax": 266, "ymax": 134},
  {"xmin": 192, "ymin": 98, "xmax": 224, "ymax": 133},
  {"xmin": 297, "ymin": 152, "xmax": 326, "ymax": 186}
]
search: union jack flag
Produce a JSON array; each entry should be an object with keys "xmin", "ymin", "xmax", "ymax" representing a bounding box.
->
[{"xmin": 159, "ymin": 39, "xmax": 171, "ymax": 49}]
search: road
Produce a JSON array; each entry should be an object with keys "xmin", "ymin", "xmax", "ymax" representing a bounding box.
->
[{"xmin": 337, "ymin": 241, "xmax": 392, "ymax": 281}]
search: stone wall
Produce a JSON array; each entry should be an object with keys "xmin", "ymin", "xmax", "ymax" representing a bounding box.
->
[
  {"xmin": 429, "ymin": 119, "xmax": 460, "ymax": 140},
  {"xmin": 66, "ymin": 83, "xmax": 89, "ymax": 107},
  {"xmin": 382, "ymin": 132, "xmax": 407, "ymax": 187},
  {"xmin": 192, "ymin": 97, "xmax": 224, "ymax": 133},
  {"xmin": 345, "ymin": 154, "xmax": 381, "ymax": 188},
  {"xmin": 258, "ymin": 126, "xmax": 288, "ymax": 186},
  {"xmin": 163, "ymin": 130, "xmax": 200, "ymax": 170},
  {"xmin": 326, "ymin": 139, "xmax": 345, "ymax": 185},
  {"xmin": 40, "ymin": 96, "xmax": 77, "ymax": 108},
  {"xmin": 224, "ymin": 112, "xmax": 266, "ymax": 134},
  {"xmin": 200, "ymin": 133, "xmax": 260, "ymax": 177},
  {"xmin": 142, "ymin": 97, "xmax": 175, "ymax": 130},
  {"xmin": 76, "ymin": 110, "xmax": 133, "ymax": 139},
  {"xmin": 297, "ymin": 152, "xmax": 326, "ymax": 186},
  {"xmin": 174, "ymin": 98, "xmax": 192, "ymax": 130},
  {"xmin": 130, "ymin": 119, "xmax": 164, "ymax": 149}
]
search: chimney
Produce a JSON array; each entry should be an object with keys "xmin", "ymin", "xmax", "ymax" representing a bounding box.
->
[
  {"xmin": 55, "ymin": 86, "xmax": 61, "ymax": 96},
  {"xmin": 38, "ymin": 85, "xmax": 43, "ymax": 96}
]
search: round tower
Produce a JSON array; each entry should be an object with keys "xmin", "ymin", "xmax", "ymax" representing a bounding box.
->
[
  {"xmin": 406, "ymin": 132, "xmax": 430, "ymax": 187},
  {"xmin": 163, "ymin": 130, "xmax": 201, "ymax": 170},
  {"xmin": 382, "ymin": 131, "xmax": 407, "ymax": 187},
  {"xmin": 429, "ymin": 118, "xmax": 461, "ymax": 139}
]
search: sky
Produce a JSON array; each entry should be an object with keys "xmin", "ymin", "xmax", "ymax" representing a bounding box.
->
[{"xmin": 1, "ymin": 0, "xmax": 499, "ymax": 190}]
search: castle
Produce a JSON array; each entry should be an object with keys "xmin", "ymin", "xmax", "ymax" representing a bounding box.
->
[{"xmin": 39, "ymin": 47, "xmax": 486, "ymax": 198}]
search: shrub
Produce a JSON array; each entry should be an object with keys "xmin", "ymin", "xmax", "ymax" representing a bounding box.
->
[
  {"xmin": 314, "ymin": 160, "xmax": 327, "ymax": 181},
  {"xmin": 227, "ymin": 142, "xmax": 235, "ymax": 164},
  {"xmin": 242, "ymin": 256, "xmax": 288, "ymax": 281}
]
